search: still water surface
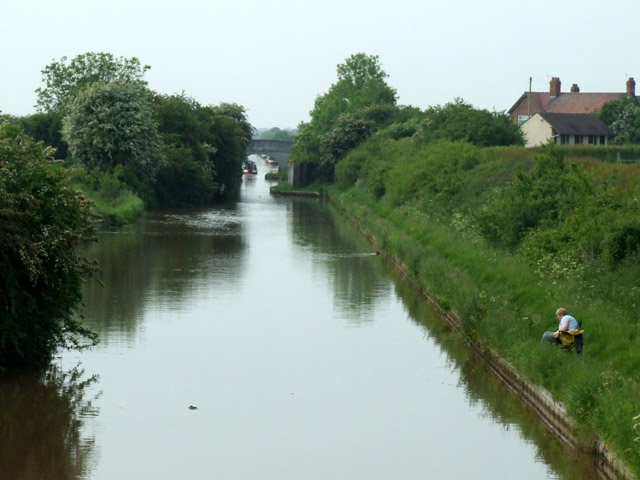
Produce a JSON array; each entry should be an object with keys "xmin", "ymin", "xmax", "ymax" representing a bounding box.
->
[{"xmin": 0, "ymin": 161, "xmax": 598, "ymax": 479}]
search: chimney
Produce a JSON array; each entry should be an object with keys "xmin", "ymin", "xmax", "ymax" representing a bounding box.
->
[
  {"xmin": 570, "ymin": 83, "xmax": 580, "ymax": 93},
  {"xmin": 627, "ymin": 77, "xmax": 636, "ymax": 97},
  {"xmin": 550, "ymin": 77, "xmax": 561, "ymax": 97}
]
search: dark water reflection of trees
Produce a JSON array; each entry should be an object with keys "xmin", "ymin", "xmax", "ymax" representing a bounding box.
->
[
  {"xmin": 0, "ymin": 365, "xmax": 99, "ymax": 480},
  {"xmin": 80, "ymin": 207, "xmax": 246, "ymax": 337},
  {"xmin": 289, "ymin": 199, "xmax": 390, "ymax": 326}
]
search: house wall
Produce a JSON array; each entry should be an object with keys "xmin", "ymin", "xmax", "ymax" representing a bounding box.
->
[{"xmin": 521, "ymin": 115, "xmax": 553, "ymax": 147}]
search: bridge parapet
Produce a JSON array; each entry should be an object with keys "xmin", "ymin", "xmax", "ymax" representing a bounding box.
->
[{"xmin": 246, "ymin": 140, "xmax": 293, "ymax": 168}]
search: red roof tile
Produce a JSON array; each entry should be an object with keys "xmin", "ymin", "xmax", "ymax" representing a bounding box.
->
[
  {"xmin": 510, "ymin": 91, "xmax": 639, "ymax": 115},
  {"xmin": 546, "ymin": 93, "xmax": 629, "ymax": 114}
]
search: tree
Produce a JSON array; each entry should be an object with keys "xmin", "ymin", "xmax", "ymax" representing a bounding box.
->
[
  {"xmin": 305, "ymin": 53, "xmax": 396, "ymax": 135},
  {"xmin": 62, "ymin": 82, "xmax": 165, "ymax": 185},
  {"xmin": 150, "ymin": 96, "xmax": 254, "ymax": 206},
  {"xmin": 319, "ymin": 104, "xmax": 396, "ymax": 176},
  {"xmin": 415, "ymin": 98, "xmax": 524, "ymax": 147},
  {"xmin": 597, "ymin": 97, "xmax": 640, "ymax": 144},
  {"xmin": 151, "ymin": 93, "xmax": 214, "ymax": 207},
  {"xmin": 610, "ymin": 103, "xmax": 640, "ymax": 144},
  {"xmin": 0, "ymin": 123, "xmax": 97, "ymax": 367},
  {"xmin": 199, "ymin": 103, "xmax": 254, "ymax": 201},
  {"xmin": 259, "ymin": 127, "xmax": 297, "ymax": 141},
  {"xmin": 293, "ymin": 53, "xmax": 398, "ymax": 177},
  {"xmin": 36, "ymin": 52, "xmax": 150, "ymax": 112},
  {"xmin": 18, "ymin": 111, "xmax": 68, "ymax": 159}
]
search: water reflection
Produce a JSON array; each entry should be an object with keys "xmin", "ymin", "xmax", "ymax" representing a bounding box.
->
[
  {"xmin": 289, "ymin": 199, "xmax": 391, "ymax": 326},
  {"xmin": 290, "ymin": 197, "xmax": 598, "ymax": 479},
  {"xmin": 81, "ymin": 206, "xmax": 246, "ymax": 341},
  {"xmin": 0, "ymin": 365, "xmax": 99, "ymax": 480}
]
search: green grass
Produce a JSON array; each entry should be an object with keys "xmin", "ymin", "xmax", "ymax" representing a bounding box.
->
[{"xmin": 70, "ymin": 168, "xmax": 144, "ymax": 226}]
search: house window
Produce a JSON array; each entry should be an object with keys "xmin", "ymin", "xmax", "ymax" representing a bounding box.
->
[
  {"xmin": 560, "ymin": 134, "xmax": 569, "ymax": 144},
  {"xmin": 600, "ymin": 135, "xmax": 606, "ymax": 145},
  {"xmin": 517, "ymin": 115, "xmax": 530, "ymax": 125},
  {"xmin": 575, "ymin": 135, "xmax": 584, "ymax": 144},
  {"xmin": 588, "ymin": 135, "xmax": 596, "ymax": 144}
]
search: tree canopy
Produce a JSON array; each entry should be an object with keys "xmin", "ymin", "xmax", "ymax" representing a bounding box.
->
[
  {"xmin": 304, "ymin": 53, "xmax": 397, "ymax": 135},
  {"xmin": 293, "ymin": 53, "xmax": 398, "ymax": 178},
  {"xmin": 62, "ymin": 82, "xmax": 165, "ymax": 185},
  {"xmin": 259, "ymin": 127, "xmax": 297, "ymax": 141},
  {"xmin": 36, "ymin": 52, "xmax": 150, "ymax": 112},
  {"xmin": 597, "ymin": 97, "xmax": 640, "ymax": 144},
  {"xmin": 151, "ymin": 95, "xmax": 253, "ymax": 207},
  {"xmin": 0, "ymin": 123, "xmax": 97, "ymax": 367}
]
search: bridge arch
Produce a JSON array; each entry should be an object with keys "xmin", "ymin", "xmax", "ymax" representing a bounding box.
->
[{"xmin": 246, "ymin": 139, "xmax": 293, "ymax": 168}]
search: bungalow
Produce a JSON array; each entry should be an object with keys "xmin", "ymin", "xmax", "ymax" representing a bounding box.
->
[
  {"xmin": 521, "ymin": 112, "xmax": 614, "ymax": 148},
  {"xmin": 509, "ymin": 76, "xmax": 638, "ymax": 125}
]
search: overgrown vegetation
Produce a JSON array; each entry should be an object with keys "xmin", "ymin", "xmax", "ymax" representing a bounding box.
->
[
  {"xmin": 597, "ymin": 96, "xmax": 640, "ymax": 144},
  {"xmin": 0, "ymin": 124, "xmax": 98, "ymax": 367},
  {"xmin": 8, "ymin": 52, "xmax": 254, "ymax": 224},
  {"xmin": 292, "ymin": 54, "xmax": 523, "ymax": 184},
  {"xmin": 0, "ymin": 51, "xmax": 254, "ymax": 366},
  {"xmin": 331, "ymin": 136, "xmax": 640, "ymax": 475},
  {"xmin": 292, "ymin": 53, "xmax": 398, "ymax": 179}
]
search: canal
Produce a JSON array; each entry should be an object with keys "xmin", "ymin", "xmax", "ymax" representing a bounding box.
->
[{"xmin": 0, "ymin": 159, "xmax": 598, "ymax": 479}]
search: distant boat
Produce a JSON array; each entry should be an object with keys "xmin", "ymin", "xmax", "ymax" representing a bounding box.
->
[{"xmin": 243, "ymin": 160, "xmax": 258, "ymax": 175}]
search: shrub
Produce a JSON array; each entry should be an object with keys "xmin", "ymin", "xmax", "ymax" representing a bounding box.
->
[{"xmin": 0, "ymin": 124, "xmax": 98, "ymax": 367}]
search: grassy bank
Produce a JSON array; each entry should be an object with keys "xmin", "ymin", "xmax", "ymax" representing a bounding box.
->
[
  {"xmin": 330, "ymin": 137, "xmax": 640, "ymax": 475},
  {"xmin": 71, "ymin": 168, "xmax": 144, "ymax": 226}
]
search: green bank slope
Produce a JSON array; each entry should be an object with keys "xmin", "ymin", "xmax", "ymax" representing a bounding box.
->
[{"xmin": 330, "ymin": 137, "xmax": 640, "ymax": 475}]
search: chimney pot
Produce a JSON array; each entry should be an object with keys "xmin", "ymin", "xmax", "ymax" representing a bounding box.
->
[
  {"xmin": 570, "ymin": 83, "xmax": 580, "ymax": 93},
  {"xmin": 550, "ymin": 77, "xmax": 561, "ymax": 97},
  {"xmin": 627, "ymin": 77, "xmax": 636, "ymax": 97}
]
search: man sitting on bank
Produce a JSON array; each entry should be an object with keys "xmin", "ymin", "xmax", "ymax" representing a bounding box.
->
[{"xmin": 541, "ymin": 307, "xmax": 583, "ymax": 353}]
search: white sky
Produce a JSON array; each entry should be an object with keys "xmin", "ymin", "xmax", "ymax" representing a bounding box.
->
[{"xmin": 2, "ymin": 0, "xmax": 639, "ymax": 129}]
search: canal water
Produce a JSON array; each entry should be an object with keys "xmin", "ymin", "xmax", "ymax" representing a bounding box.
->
[{"xmin": 0, "ymin": 159, "xmax": 598, "ymax": 479}]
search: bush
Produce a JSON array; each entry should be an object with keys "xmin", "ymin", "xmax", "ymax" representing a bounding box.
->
[
  {"xmin": 0, "ymin": 124, "xmax": 98, "ymax": 367},
  {"xmin": 603, "ymin": 221, "xmax": 640, "ymax": 265}
]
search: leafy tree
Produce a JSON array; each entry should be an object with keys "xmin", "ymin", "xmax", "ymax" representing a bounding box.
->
[
  {"xmin": 293, "ymin": 53, "xmax": 397, "ymax": 170},
  {"xmin": 150, "ymin": 93, "xmax": 212, "ymax": 207},
  {"xmin": 151, "ymin": 96, "xmax": 253, "ymax": 206},
  {"xmin": 62, "ymin": 82, "xmax": 165, "ymax": 186},
  {"xmin": 598, "ymin": 97, "xmax": 635, "ymax": 126},
  {"xmin": 597, "ymin": 97, "xmax": 640, "ymax": 144},
  {"xmin": 610, "ymin": 104, "xmax": 640, "ymax": 145},
  {"xmin": 0, "ymin": 123, "xmax": 98, "ymax": 368},
  {"xmin": 415, "ymin": 98, "xmax": 524, "ymax": 147},
  {"xmin": 319, "ymin": 104, "xmax": 396, "ymax": 176},
  {"xmin": 18, "ymin": 111, "xmax": 67, "ymax": 159},
  {"xmin": 199, "ymin": 103, "xmax": 254, "ymax": 201},
  {"xmin": 259, "ymin": 127, "xmax": 297, "ymax": 141},
  {"xmin": 36, "ymin": 52, "xmax": 150, "ymax": 112}
]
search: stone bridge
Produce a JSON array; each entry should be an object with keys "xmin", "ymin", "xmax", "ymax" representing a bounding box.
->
[{"xmin": 246, "ymin": 139, "xmax": 293, "ymax": 168}]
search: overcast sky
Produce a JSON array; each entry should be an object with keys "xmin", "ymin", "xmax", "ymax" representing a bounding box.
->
[{"xmin": 2, "ymin": 0, "xmax": 639, "ymax": 129}]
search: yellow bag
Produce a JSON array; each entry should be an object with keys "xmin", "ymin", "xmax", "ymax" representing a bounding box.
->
[{"xmin": 555, "ymin": 329, "xmax": 584, "ymax": 347}]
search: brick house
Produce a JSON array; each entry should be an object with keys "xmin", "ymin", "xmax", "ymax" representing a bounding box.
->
[
  {"xmin": 509, "ymin": 77, "xmax": 638, "ymax": 125},
  {"xmin": 520, "ymin": 112, "xmax": 614, "ymax": 147}
]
